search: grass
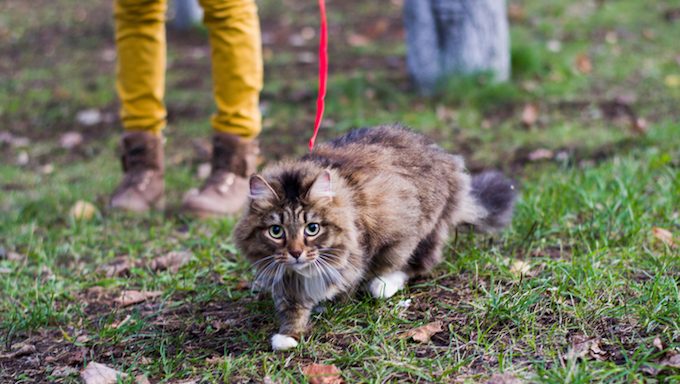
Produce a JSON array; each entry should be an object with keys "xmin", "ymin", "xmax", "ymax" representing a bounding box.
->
[{"xmin": 1, "ymin": 0, "xmax": 679, "ymax": 382}]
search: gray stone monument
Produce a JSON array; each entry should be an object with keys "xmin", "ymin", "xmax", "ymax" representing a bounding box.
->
[{"xmin": 404, "ymin": 0, "xmax": 510, "ymax": 95}]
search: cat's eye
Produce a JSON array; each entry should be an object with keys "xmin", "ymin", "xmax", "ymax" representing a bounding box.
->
[
  {"xmin": 304, "ymin": 223, "xmax": 321, "ymax": 237},
  {"xmin": 268, "ymin": 225, "xmax": 285, "ymax": 239}
]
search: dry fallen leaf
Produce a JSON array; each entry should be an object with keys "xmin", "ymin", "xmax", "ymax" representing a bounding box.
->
[
  {"xmin": 114, "ymin": 290, "xmax": 162, "ymax": 307},
  {"xmin": 660, "ymin": 353, "xmax": 680, "ymax": 369},
  {"xmin": 652, "ymin": 227, "xmax": 675, "ymax": 247},
  {"xmin": 0, "ymin": 342, "xmax": 36, "ymax": 359},
  {"xmin": 528, "ymin": 148, "xmax": 554, "ymax": 162},
  {"xmin": 149, "ymin": 251, "xmax": 192, "ymax": 273},
  {"xmin": 347, "ymin": 32, "xmax": 370, "ymax": 47},
  {"xmin": 653, "ymin": 337, "xmax": 664, "ymax": 351},
  {"xmin": 7, "ymin": 251, "xmax": 25, "ymax": 261},
  {"xmin": 100, "ymin": 256, "xmax": 133, "ymax": 277},
  {"xmin": 567, "ymin": 334, "xmax": 607, "ymax": 361},
  {"xmin": 52, "ymin": 366, "xmax": 79, "ymax": 378},
  {"xmin": 631, "ymin": 117, "xmax": 648, "ymax": 135},
  {"xmin": 80, "ymin": 362, "xmax": 126, "ymax": 384},
  {"xmin": 521, "ymin": 103, "xmax": 539, "ymax": 127},
  {"xmin": 402, "ymin": 321, "xmax": 444, "ymax": 343},
  {"xmin": 60, "ymin": 131, "xmax": 84, "ymax": 149},
  {"xmin": 507, "ymin": 3, "xmax": 525, "ymax": 22},
  {"xmin": 236, "ymin": 280, "xmax": 251, "ymax": 290},
  {"xmin": 486, "ymin": 373, "xmax": 523, "ymax": 384},
  {"xmin": 575, "ymin": 53, "xmax": 592, "ymax": 74},
  {"xmin": 205, "ymin": 356, "xmax": 224, "ymax": 365},
  {"xmin": 70, "ymin": 200, "xmax": 98, "ymax": 221},
  {"xmin": 111, "ymin": 314, "xmax": 133, "ymax": 329},
  {"xmin": 301, "ymin": 363, "xmax": 343, "ymax": 384},
  {"xmin": 510, "ymin": 260, "xmax": 532, "ymax": 276}
]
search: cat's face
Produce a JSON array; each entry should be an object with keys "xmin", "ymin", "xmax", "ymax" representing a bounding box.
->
[{"xmin": 234, "ymin": 166, "xmax": 359, "ymax": 288}]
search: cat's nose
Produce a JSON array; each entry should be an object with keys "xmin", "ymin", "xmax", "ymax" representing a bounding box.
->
[{"xmin": 289, "ymin": 250, "xmax": 303, "ymax": 259}]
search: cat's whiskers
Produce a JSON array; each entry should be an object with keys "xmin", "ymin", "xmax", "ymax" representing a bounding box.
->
[
  {"xmin": 316, "ymin": 257, "xmax": 343, "ymax": 286},
  {"xmin": 251, "ymin": 255, "xmax": 275, "ymax": 268},
  {"xmin": 253, "ymin": 257, "xmax": 282, "ymax": 288},
  {"xmin": 312, "ymin": 259, "xmax": 332, "ymax": 286}
]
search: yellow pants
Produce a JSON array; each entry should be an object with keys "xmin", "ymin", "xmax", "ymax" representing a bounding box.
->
[{"xmin": 114, "ymin": 0, "xmax": 263, "ymax": 138}]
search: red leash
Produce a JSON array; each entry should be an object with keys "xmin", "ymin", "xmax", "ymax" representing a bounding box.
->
[{"xmin": 308, "ymin": 0, "xmax": 328, "ymax": 152}]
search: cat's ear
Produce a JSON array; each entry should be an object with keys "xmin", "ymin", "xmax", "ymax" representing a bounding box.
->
[
  {"xmin": 249, "ymin": 175, "xmax": 278, "ymax": 200},
  {"xmin": 308, "ymin": 169, "xmax": 334, "ymax": 200}
]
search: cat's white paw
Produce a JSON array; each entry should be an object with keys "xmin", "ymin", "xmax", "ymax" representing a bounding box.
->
[
  {"xmin": 271, "ymin": 334, "xmax": 298, "ymax": 351},
  {"xmin": 369, "ymin": 271, "xmax": 408, "ymax": 299}
]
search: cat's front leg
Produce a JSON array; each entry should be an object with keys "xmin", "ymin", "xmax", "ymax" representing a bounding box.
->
[{"xmin": 270, "ymin": 294, "xmax": 313, "ymax": 351}]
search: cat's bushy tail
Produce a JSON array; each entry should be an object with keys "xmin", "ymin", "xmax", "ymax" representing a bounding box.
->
[{"xmin": 467, "ymin": 171, "xmax": 517, "ymax": 233}]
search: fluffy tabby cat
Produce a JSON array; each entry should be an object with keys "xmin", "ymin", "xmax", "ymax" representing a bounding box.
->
[{"xmin": 233, "ymin": 126, "xmax": 516, "ymax": 351}]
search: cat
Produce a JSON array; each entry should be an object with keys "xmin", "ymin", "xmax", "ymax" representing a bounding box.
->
[{"xmin": 233, "ymin": 125, "xmax": 516, "ymax": 351}]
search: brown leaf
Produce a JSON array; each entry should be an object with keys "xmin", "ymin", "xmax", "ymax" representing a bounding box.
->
[
  {"xmin": 486, "ymin": 373, "xmax": 523, "ymax": 384},
  {"xmin": 631, "ymin": 117, "xmax": 648, "ymax": 135},
  {"xmin": 205, "ymin": 356, "xmax": 224, "ymax": 365},
  {"xmin": 99, "ymin": 256, "xmax": 132, "ymax": 277},
  {"xmin": 589, "ymin": 340, "xmax": 607, "ymax": 361},
  {"xmin": 402, "ymin": 321, "xmax": 444, "ymax": 343},
  {"xmin": 0, "ymin": 342, "xmax": 36, "ymax": 359},
  {"xmin": 521, "ymin": 103, "xmax": 539, "ymax": 127},
  {"xmin": 347, "ymin": 32, "xmax": 370, "ymax": 47},
  {"xmin": 149, "ymin": 251, "xmax": 192, "ymax": 273},
  {"xmin": 509, "ymin": 259, "xmax": 533, "ymax": 277},
  {"xmin": 652, "ymin": 227, "xmax": 675, "ymax": 247},
  {"xmin": 60, "ymin": 131, "xmax": 84, "ymax": 149},
  {"xmin": 507, "ymin": 3, "xmax": 526, "ymax": 22},
  {"xmin": 52, "ymin": 366, "xmax": 79, "ymax": 378},
  {"xmin": 7, "ymin": 251, "xmax": 25, "ymax": 261},
  {"xmin": 567, "ymin": 334, "xmax": 607, "ymax": 361},
  {"xmin": 114, "ymin": 290, "xmax": 162, "ymax": 307},
  {"xmin": 575, "ymin": 54, "xmax": 592, "ymax": 74},
  {"xmin": 236, "ymin": 280, "xmax": 251, "ymax": 290},
  {"xmin": 527, "ymin": 148, "xmax": 554, "ymax": 162},
  {"xmin": 111, "ymin": 314, "xmax": 133, "ymax": 329},
  {"xmin": 653, "ymin": 337, "xmax": 664, "ymax": 351},
  {"xmin": 80, "ymin": 362, "xmax": 126, "ymax": 384},
  {"xmin": 302, "ymin": 363, "xmax": 343, "ymax": 384},
  {"xmin": 135, "ymin": 375, "xmax": 151, "ymax": 384},
  {"xmin": 660, "ymin": 353, "xmax": 680, "ymax": 369}
]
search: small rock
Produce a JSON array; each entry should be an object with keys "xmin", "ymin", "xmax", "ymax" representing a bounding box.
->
[
  {"xmin": 16, "ymin": 151, "xmax": 29, "ymax": 165},
  {"xmin": 60, "ymin": 131, "xmax": 84, "ymax": 149},
  {"xmin": 76, "ymin": 109, "xmax": 102, "ymax": 126}
]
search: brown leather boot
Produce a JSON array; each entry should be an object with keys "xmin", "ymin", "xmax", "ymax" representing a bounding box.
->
[
  {"xmin": 181, "ymin": 132, "xmax": 259, "ymax": 217},
  {"xmin": 110, "ymin": 131, "xmax": 165, "ymax": 212}
]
